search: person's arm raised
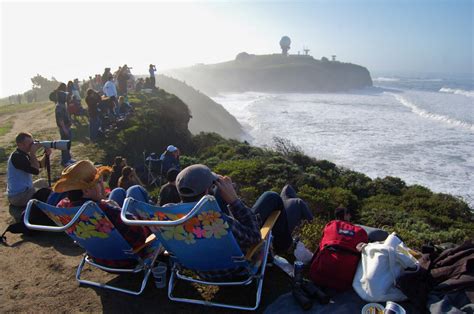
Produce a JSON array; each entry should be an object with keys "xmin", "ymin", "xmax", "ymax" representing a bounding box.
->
[
  {"xmin": 29, "ymin": 142, "xmax": 42, "ymax": 171},
  {"xmin": 214, "ymin": 175, "xmax": 238, "ymax": 204}
]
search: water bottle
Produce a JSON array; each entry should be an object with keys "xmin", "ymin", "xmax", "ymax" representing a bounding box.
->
[{"xmin": 294, "ymin": 261, "xmax": 304, "ymax": 286}]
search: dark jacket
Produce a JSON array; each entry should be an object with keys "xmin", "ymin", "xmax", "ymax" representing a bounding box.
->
[
  {"xmin": 397, "ymin": 241, "xmax": 474, "ymax": 313},
  {"xmin": 160, "ymin": 153, "xmax": 180, "ymax": 175}
]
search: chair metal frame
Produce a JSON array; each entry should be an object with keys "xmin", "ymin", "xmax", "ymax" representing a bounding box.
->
[
  {"xmin": 24, "ymin": 199, "xmax": 161, "ymax": 296},
  {"xmin": 122, "ymin": 195, "xmax": 273, "ymax": 310}
]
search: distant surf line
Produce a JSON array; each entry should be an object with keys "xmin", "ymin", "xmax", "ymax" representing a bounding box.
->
[
  {"xmin": 389, "ymin": 92, "xmax": 474, "ymax": 131},
  {"xmin": 439, "ymin": 87, "xmax": 474, "ymax": 98}
]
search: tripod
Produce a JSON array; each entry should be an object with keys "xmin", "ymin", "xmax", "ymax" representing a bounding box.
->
[{"xmin": 143, "ymin": 151, "xmax": 162, "ymax": 188}]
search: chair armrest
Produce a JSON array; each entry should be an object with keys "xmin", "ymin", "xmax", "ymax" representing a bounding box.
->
[
  {"xmin": 245, "ymin": 211, "xmax": 281, "ymax": 260},
  {"xmin": 23, "ymin": 199, "xmax": 91, "ymax": 232},
  {"xmin": 121, "ymin": 195, "xmax": 214, "ymax": 227},
  {"xmin": 132, "ymin": 234, "xmax": 157, "ymax": 253}
]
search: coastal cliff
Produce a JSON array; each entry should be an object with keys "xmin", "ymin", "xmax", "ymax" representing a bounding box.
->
[
  {"xmin": 167, "ymin": 54, "xmax": 373, "ymax": 95},
  {"xmin": 156, "ymin": 75, "xmax": 245, "ymax": 140}
]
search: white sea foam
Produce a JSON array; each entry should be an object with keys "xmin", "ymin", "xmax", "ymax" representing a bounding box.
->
[
  {"xmin": 439, "ymin": 87, "xmax": 474, "ymax": 98},
  {"xmin": 406, "ymin": 78, "xmax": 443, "ymax": 82},
  {"xmin": 390, "ymin": 93, "xmax": 474, "ymax": 131},
  {"xmin": 373, "ymin": 77, "xmax": 400, "ymax": 82},
  {"xmin": 213, "ymin": 89, "xmax": 474, "ymax": 203}
]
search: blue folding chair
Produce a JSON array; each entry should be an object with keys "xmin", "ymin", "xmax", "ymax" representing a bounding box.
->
[
  {"xmin": 23, "ymin": 199, "xmax": 161, "ymax": 295},
  {"xmin": 121, "ymin": 195, "xmax": 280, "ymax": 310}
]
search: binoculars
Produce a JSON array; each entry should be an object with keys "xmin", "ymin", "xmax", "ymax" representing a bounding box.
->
[{"xmin": 292, "ymin": 280, "xmax": 330, "ymax": 311}]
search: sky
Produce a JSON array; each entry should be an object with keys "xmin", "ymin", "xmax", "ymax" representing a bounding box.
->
[{"xmin": 1, "ymin": 0, "xmax": 473, "ymax": 97}]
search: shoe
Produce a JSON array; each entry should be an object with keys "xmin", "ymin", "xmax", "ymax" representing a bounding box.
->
[{"xmin": 62, "ymin": 159, "xmax": 76, "ymax": 167}]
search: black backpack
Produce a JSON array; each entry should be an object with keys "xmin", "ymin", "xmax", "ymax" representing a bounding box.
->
[{"xmin": 49, "ymin": 90, "xmax": 57, "ymax": 102}]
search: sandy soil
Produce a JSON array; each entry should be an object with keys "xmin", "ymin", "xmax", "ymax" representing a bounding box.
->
[{"xmin": 0, "ymin": 102, "xmax": 290, "ymax": 313}]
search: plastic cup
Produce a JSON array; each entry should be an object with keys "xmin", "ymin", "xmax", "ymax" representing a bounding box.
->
[{"xmin": 151, "ymin": 262, "xmax": 167, "ymax": 288}]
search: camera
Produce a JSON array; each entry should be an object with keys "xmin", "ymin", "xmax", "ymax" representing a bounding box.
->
[{"xmin": 37, "ymin": 140, "xmax": 71, "ymax": 151}]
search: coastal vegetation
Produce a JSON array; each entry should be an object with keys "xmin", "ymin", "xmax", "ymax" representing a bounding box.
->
[{"xmin": 103, "ymin": 90, "xmax": 474, "ymax": 251}]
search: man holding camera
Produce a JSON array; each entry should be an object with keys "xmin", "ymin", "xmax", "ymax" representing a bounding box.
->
[{"xmin": 7, "ymin": 132, "xmax": 52, "ymax": 217}]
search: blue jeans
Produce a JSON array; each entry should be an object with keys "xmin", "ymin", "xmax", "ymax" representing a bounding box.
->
[
  {"xmin": 89, "ymin": 116, "xmax": 100, "ymax": 142},
  {"xmin": 59, "ymin": 127, "xmax": 72, "ymax": 165},
  {"xmin": 251, "ymin": 191, "xmax": 292, "ymax": 254},
  {"xmin": 109, "ymin": 185, "xmax": 149, "ymax": 208}
]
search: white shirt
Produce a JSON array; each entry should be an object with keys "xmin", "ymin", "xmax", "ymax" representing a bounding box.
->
[{"xmin": 103, "ymin": 80, "xmax": 118, "ymax": 97}]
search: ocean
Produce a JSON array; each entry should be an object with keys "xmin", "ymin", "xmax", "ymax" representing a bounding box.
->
[{"xmin": 212, "ymin": 73, "xmax": 474, "ymax": 205}]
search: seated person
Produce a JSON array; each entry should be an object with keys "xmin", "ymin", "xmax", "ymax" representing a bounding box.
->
[
  {"xmin": 108, "ymin": 156, "xmax": 126, "ymax": 189},
  {"xmin": 159, "ymin": 168, "xmax": 180, "ymax": 206},
  {"xmin": 117, "ymin": 96, "xmax": 132, "ymax": 116},
  {"xmin": 53, "ymin": 160, "xmax": 151, "ymax": 267},
  {"xmin": 281, "ymin": 184, "xmax": 314, "ymax": 238},
  {"xmin": 175, "ymin": 164, "xmax": 313, "ymax": 279},
  {"xmin": 334, "ymin": 206, "xmax": 354, "ymax": 221},
  {"xmin": 160, "ymin": 145, "xmax": 180, "ymax": 175},
  {"xmin": 118, "ymin": 166, "xmax": 143, "ymax": 190},
  {"xmin": 7, "ymin": 132, "xmax": 52, "ymax": 219}
]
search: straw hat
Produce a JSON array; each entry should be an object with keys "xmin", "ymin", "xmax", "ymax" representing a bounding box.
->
[{"xmin": 53, "ymin": 160, "xmax": 112, "ymax": 193}]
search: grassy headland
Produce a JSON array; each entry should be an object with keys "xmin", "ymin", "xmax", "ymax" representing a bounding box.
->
[{"xmin": 166, "ymin": 53, "xmax": 373, "ymax": 95}]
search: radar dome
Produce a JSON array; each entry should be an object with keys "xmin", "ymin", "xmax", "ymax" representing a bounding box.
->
[{"xmin": 280, "ymin": 36, "xmax": 291, "ymax": 55}]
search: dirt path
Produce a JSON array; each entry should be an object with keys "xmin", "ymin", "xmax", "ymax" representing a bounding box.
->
[{"xmin": 0, "ymin": 102, "xmax": 55, "ymax": 146}]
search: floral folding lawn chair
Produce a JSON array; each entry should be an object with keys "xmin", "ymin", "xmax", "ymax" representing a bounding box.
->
[
  {"xmin": 121, "ymin": 195, "xmax": 280, "ymax": 310},
  {"xmin": 23, "ymin": 199, "xmax": 161, "ymax": 295}
]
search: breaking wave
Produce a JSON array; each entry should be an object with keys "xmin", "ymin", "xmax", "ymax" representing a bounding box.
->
[
  {"xmin": 373, "ymin": 77, "xmax": 400, "ymax": 82},
  {"xmin": 390, "ymin": 93, "xmax": 474, "ymax": 131},
  {"xmin": 439, "ymin": 87, "xmax": 474, "ymax": 98}
]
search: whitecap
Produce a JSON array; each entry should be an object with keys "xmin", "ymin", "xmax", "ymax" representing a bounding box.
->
[
  {"xmin": 439, "ymin": 87, "xmax": 474, "ymax": 98},
  {"xmin": 389, "ymin": 92, "xmax": 474, "ymax": 131},
  {"xmin": 373, "ymin": 77, "xmax": 400, "ymax": 82}
]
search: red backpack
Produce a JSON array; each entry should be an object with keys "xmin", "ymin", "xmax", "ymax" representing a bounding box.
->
[{"xmin": 309, "ymin": 220, "xmax": 368, "ymax": 291}]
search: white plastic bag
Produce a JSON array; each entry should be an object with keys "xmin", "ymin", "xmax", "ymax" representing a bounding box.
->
[
  {"xmin": 352, "ymin": 232, "xmax": 419, "ymax": 302},
  {"xmin": 294, "ymin": 241, "xmax": 313, "ymax": 264}
]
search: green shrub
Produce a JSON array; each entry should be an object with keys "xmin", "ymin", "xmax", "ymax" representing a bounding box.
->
[
  {"xmin": 298, "ymin": 218, "xmax": 327, "ymax": 252},
  {"xmin": 371, "ymin": 176, "xmax": 406, "ymax": 196},
  {"xmin": 336, "ymin": 169, "xmax": 374, "ymax": 198}
]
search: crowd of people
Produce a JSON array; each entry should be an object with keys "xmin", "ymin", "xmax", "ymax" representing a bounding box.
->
[
  {"xmin": 5, "ymin": 128, "xmax": 318, "ymax": 272},
  {"xmin": 47, "ymin": 64, "xmax": 157, "ymax": 148},
  {"xmin": 3, "ymin": 63, "xmax": 378, "ymax": 306},
  {"xmin": 3, "ymin": 64, "xmax": 365, "ymax": 301}
]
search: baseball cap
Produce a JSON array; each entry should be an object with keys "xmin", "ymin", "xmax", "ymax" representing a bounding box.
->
[
  {"xmin": 166, "ymin": 145, "xmax": 178, "ymax": 152},
  {"xmin": 176, "ymin": 164, "xmax": 218, "ymax": 198}
]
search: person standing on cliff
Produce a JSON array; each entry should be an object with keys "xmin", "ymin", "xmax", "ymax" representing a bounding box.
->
[
  {"xmin": 160, "ymin": 145, "xmax": 180, "ymax": 175},
  {"xmin": 54, "ymin": 83, "xmax": 74, "ymax": 166},
  {"xmin": 149, "ymin": 64, "xmax": 157, "ymax": 89},
  {"xmin": 103, "ymin": 74, "xmax": 118, "ymax": 116}
]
